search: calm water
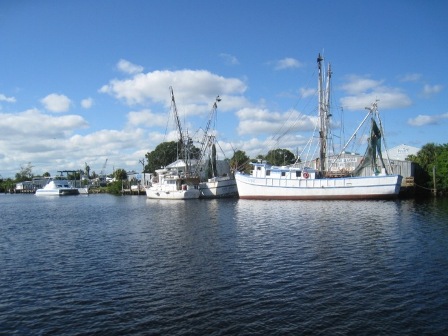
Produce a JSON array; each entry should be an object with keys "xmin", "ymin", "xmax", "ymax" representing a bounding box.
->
[{"xmin": 1, "ymin": 194, "xmax": 448, "ymax": 335}]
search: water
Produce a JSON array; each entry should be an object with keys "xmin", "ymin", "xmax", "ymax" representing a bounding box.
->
[{"xmin": 1, "ymin": 194, "xmax": 448, "ymax": 335}]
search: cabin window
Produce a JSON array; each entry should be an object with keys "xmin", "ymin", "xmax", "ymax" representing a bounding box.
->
[
  {"xmin": 257, "ymin": 167, "xmax": 261, "ymax": 170},
  {"xmin": 296, "ymin": 171, "xmax": 301, "ymax": 177},
  {"xmin": 266, "ymin": 170, "xmax": 270, "ymax": 176},
  {"xmin": 281, "ymin": 172, "xmax": 286, "ymax": 177}
]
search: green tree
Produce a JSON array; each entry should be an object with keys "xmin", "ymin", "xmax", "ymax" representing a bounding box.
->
[
  {"xmin": 114, "ymin": 168, "xmax": 128, "ymax": 181},
  {"xmin": 230, "ymin": 150, "xmax": 250, "ymax": 173},
  {"xmin": 84, "ymin": 164, "xmax": 90, "ymax": 178},
  {"xmin": 15, "ymin": 162, "xmax": 33, "ymax": 182},
  {"xmin": 434, "ymin": 144, "xmax": 448, "ymax": 190},
  {"xmin": 107, "ymin": 181, "xmax": 123, "ymax": 195},
  {"xmin": 145, "ymin": 141, "xmax": 179, "ymax": 173},
  {"xmin": 144, "ymin": 140, "xmax": 200, "ymax": 174},
  {"xmin": 407, "ymin": 142, "xmax": 448, "ymax": 192},
  {"xmin": 265, "ymin": 148, "xmax": 295, "ymax": 166}
]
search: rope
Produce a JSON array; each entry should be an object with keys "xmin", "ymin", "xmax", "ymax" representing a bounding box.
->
[{"xmin": 414, "ymin": 183, "xmax": 435, "ymax": 192}]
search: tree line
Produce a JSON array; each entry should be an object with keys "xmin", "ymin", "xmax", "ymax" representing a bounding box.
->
[{"xmin": 143, "ymin": 140, "xmax": 296, "ymax": 174}]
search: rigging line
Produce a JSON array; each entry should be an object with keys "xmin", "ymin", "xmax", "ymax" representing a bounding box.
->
[
  {"xmin": 275, "ymin": 74, "xmax": 317, "ymax": 143},
  {"xmin": 215, "ymin": 140, "xmax": 228, "ymax": 159},
  {"xmin": 267, "ymin": 68, "xmax": 317, "ymax": 150}
]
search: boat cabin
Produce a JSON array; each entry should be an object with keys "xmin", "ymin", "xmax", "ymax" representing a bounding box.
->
[{"xmin": 250, "ymin": 161, "xmax": 317, "ymax": 180}]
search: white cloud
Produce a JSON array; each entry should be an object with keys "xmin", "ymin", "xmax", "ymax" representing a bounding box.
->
[
  {"xmin": 340, "ymin": 75, "xmax": 384, "ymax": 95},
  {"xmin": 236, "ymin": 107, "xmax": 316, "ymax": 136},
  {"xmin": 0, "ymin": 93, "xmax": 16, "ymax": 103},
  {"xmin": 0, "ymin": 109, "xmax": 88, "ymax": 138},
  {"xmin": 408, "ymin": 113, "xmax": 448, "ymax": 126},
  {"xmin": 299, "ymin": 87, "xmax": 316, "ymax": 98},
  {"xmin": 100, "ymin": 69, "xmax": 247, "ymax": 108},
  {"xmin": 41, "ymin": 93, "xmax": 72, "ymax": 112},
  {"xmin": 220, "ymin": 53, "xmax": 239, "ymax": 65},
  {"xmin": 0, "ymin": 108, "xmax": 155, "ymax": 176},
  {"xmin": 339, "ymin": 75, "xmax": 412, "ymax": 110},
  {"xmin": 274, "ymin": 57, "xmax": 303, "ymax": 70},
  {"xmin": 81, "ymin": 97, "xmax": 94, "ymax": 109},
  {"xmin": 117, "ymin": 59, "xmax": 144, "ymax": 75},
  {"xmin": 421, "ymin": 84, "xmax": 443, "ymax": 98},
  {"xmin": 127, "ymin": 109, "xmax": 168, "ymax": 127}
]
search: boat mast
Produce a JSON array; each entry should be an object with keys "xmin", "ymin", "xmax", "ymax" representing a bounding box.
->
[
  {"xmin": 317, "ymin": 54, "xmax": 326, "ymax": 173},
  {"xmin": 170, "ymin": 86, "xmax": 190, "ymax": 172},
  {"xmin": 170, "ymin": 86, "xmax": 183, "ymax": 145},
  {"xmin": 324, "ymin": 62, "xmax": 332, "ymax": 172}
]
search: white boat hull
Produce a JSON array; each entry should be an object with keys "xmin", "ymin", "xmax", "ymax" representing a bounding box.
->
[
  {"xmin": 235, "ymin": 172, "xmax": 402, "ymax": 200},
  {"xmin": 199, "ymin": 177, "xmax": 238, "ymax": 198},
  {"xmin": 35, "ymin": 179, "xmax": 80, "ymax": 196},
  {"xmin": 35, "ymin": 188, "xmax": 79, "ymax": 196},
  {"xmin": 78, "ymin": 187, "xmax": 89, "ymax": 195},
  {"xmin": 146, "ymin": 186, "xmax": 200, "ymax": 200}
]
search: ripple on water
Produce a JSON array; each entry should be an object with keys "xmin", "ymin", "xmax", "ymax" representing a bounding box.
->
[{"xmin": 1, "ymin": 196, "xmax": 448, "ymax": 335}]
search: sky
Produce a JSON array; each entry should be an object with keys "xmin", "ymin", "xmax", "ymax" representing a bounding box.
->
[{"xmin": 1, "ymin": 0, "xmax": 447, "ymax": 178}]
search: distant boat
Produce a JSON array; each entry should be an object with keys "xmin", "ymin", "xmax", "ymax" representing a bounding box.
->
[
  {"xmin": 35, "ymin": 177, "xmax": 79, "ymax": 196},
  {"xmin": 193, "ymin": 95, "xmax": 238, "ymax": 198},
  {"xmin": 235, "ymin": 54, "xmax": 402, "ymax": 200},
  {"xmin": 146, "ymin": 87, "xmax": 200, "ymax": 200},
  {"xmin": 146, "ymin": 163, "xmax": 200, "ymax": 200},
  {"xmin": 77, "ymin": 186, "xmax": 90, "ymax": 195}
]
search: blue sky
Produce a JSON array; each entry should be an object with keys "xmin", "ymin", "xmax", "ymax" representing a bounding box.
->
[{"xmin": 1, "ymin": 0, "xmax": 447, "ymax": 178}]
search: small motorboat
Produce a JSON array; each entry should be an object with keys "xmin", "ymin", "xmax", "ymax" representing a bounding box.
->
[{"xmin": 35, "ymin": 178, "xmax": 80, "ymax": 196}]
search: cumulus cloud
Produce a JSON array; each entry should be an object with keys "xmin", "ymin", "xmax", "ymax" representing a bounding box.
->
[
  {"xmin": 0, "ymin": 108, "xmax": 88, "ymax": 138},
  {"xmin": 340, "ymin": 75, "xmax": 384, "ymax": 95},
  {"xmin": 100, "ymin": 69, "xmax": 247, "ymax": 108},
  {"xmin": 0, "ymin": 108, "xmax": 154, "ymax": 176},
  {"xmin": 408, "ymin": 113, "xmax": 448, "ymax": 126},
  {"xmin": 127, "ymin": 109, "xmax": 168, "ymax": 127},
  {"xmin": 117, "ymin": 59, "xmax": 144, "ymax": 75},
  {"xmin": 236, "ymin": 107, "xmax": 315, "ymax": 136},
  {"xmin": 0, "ymin": 93, "xmax": 16, "ymax": 103},
  {"xmin": 41, "ymin": 93, "xmax": 72, "ymax": 112},
  {"xmin": 299, "ymin": 87, "xmax": 316, "ymax": 98},
  {"xmin": 339, "ymin": 75, "xmax": 412, "ymax": 110},
  {"xmin": 81, "ymin": 97, "xmax": 94, "ymax": 109},
  {"xmin": 274, "ymin": 57, "xmax": 303, "ymax": 70}
]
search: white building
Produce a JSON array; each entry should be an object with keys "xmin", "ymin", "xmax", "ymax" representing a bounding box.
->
[{"xmin": 387, "ymin": 144, "xmax": 420, "ymax": 161}]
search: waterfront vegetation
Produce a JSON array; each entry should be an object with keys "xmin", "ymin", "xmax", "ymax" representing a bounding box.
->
[{"xmin": 1, "ymin": 142, "xmax": 447, "ymax": 195}]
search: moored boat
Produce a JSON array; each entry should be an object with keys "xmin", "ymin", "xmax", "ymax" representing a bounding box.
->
[
  {"xmin": 146, "ymin": 165, "xmax": 200, "ymax": 200},
  {"xmin": 35, "ymin": 177, "xmax": 80, "ymax": 196},
  {"xmin": 199, "ymin": 175, "xmax": 238, "ymax": 198},
  {"xmin": 235, "ymin": 54, "xmax": 402, "ymax": 200}
]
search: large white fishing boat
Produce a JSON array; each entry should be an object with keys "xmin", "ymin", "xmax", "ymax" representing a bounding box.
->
[
  {"xmin": 235, "ymin": 54, "xmax": 402, "ymax": 200},
  {"xmin": 35, "ymin": 177, "xmax": 80, "ymax": 196}
]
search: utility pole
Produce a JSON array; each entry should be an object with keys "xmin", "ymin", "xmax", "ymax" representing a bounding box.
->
[
  {"xmin": 433, "ymin": 165, "xmax": 437, "ymax": 196},
  {"xmin": 139, "ymin": 158, "xmax": 146, "ymax": 187}
]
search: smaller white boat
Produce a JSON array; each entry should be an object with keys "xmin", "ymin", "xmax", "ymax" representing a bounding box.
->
[
  {"xmin": 199, "ymin": 175, "xmax": 238, "ymax": 198},
  {"xmin": 77, "ymin": 186, "xmax": 90, "ymax": 195},
  {"xmin": 146, "ymin": 167, "xmax": 200, "ymax": 200},
  {"xmin": 35, "ymin": 178, "xmax": 80, "ymax": 196}
]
